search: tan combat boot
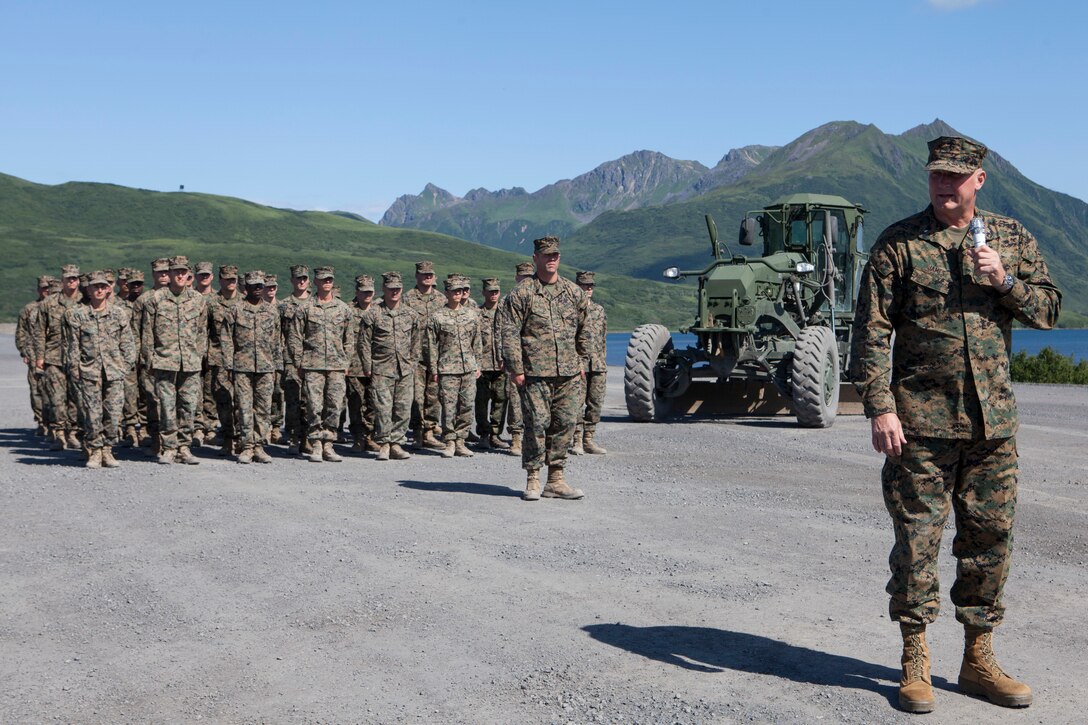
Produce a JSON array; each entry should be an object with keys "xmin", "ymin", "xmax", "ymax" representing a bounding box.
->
[
  {"xmin": 569, "ymin": 423, "xmax": 584, "ymax": 455},
  {"xmin": 376, "ymin": 443, "xmax": 390, "ymax": 461},
  {"xmin": 423, "ymin": 428, "xmax": 445, "ymax": 451},
  {"xmin": 441, "ymin": 440, "xmax": 455, "ymax": 458},
  {"xmin": 454, "ymin": 439, "xmax": 474, "ymax": 457},
  {"xmin": 543, "ymin": 467, "xmax": 585, "ymax": 500},
  {"xmin": 49, "ymin": 429, "xmax": 65, "ymax": 451},
  {"xmin": 300, "ymin": 438, "xmax": 313, "ymax": 456},
  {"xmin": 509, "ymin": 432, "xmax": 522, "ymax": 456},
  {"xmin": 365, "ymin": 436, "xmax": 382, "ymax": 454},
  {"xmin": 323, "ymin": 441, "xmax": 343, "ymax": 462},
  {"xmin": 158, "ymin": 448, "xmax": 177, "ymax": 465},
  {"xmin": 958, "ymin": 626, "xmax": 1032, "ymax": 707},
  {"xmin": 269, "ymin": 428, "xmax": 283, "ymax": 445},
  {"xmin": 488, "ymin": 434, "xmax": 510, "ymax": 451},
  {"xmin": 522, "ymin": 469, "xmax": 542, "ymax": 501},
  {"xmin": 85, "ymin": 448, "xmax": 103, "ymax": 469},
  {"xmin": 583, "ymin": 429, "xmax": 608, "ymax": 454},
  {"xmin": 237, "ymin": 446, "xmax": 254, "ymax": 464},
  {"xmin": 66, "ymin": 430, "xmax": 82, "ymax": 450},
  {"xmin": 120, "ymin": 426, "xmax": 136, "ymax": 447},
  {"xmin": 192, "ymin": 429, "xmax": 205, "ymax": 447},
  {"xmin": 253, "ymin": 446, "xmax": 272, "ymax": 464},
  {"xmin": 177, "ymin": 446, "xmax": 200, "ymax": 465},
  {"xmin": 308, "ymin": 441, "xmax": 323, "ymax": 463},
  {"xmin": 898, "ymin": 624, "xmax": 935, "ymax": 713},
  {"xmin": 101, "ymin": 448, "xmax": 121, "ymax": 468},
  {"xmin": 390, "ymin": 443, "xmax": 411, "ymax": 460}
]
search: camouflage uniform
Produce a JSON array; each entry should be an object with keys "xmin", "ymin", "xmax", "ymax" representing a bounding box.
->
[
  {"xmin": 405, "ymin": 263, "xmax": 445, "ymax": 435},
  {"xmin": 222, "ymin": 291, "xmax": 281, "ymax": 448},
  {"xmin": 263, "ymin": 273, "xmax": 285, "ymax": 438},
  {"xmin": 499, "ymin": 264, "xmax": 589, "ymax": 473},
  {"xmin": 427, "ymin": 285, "xmax": 482, "ymax": 442},
  {"xmin": 287, "ymin": 270, "xmax": 353, "ymax": 445},
  {"xmin": 194, "ymin": 261, "xmax": 218, "ymax": 439},
  {"xmin": 347, "ymin": 276, "xmax": 377, "ymax": 445},
  {"xmin": 15, "ymin": 279, "xmax": 51, "ymax": 428},
  {"xmin": 475, "ymin": 283, "xmax": 508, "ymax": 438},
  {"xmin": 358, "ymin": 278, "xmax": 421, "ymax": 446},
  {"xmin": 132, "ymin": 261, "xmax": 169, "ymax": 445},
  {"xmin": 206, "ymin": 266, "xmax": 242, "ymax": 445},
  {"xmin": 279, "ymin": 270, "xmax": 312, "ymax": 444},
  {"xmin": 578, "ymin": 274, "xmax": 608, "ymax": 435},
  {"xmin": 64, "ymin": 285, "xmax": 137, "ymax": 451},
  {"xmin": 35, "ymin": 270, "xmax": 83, "ymax": 441},
  {"xmin": 850, "ymin": 188, "xmax": 1061, "ymax": 628},
  {"xmin": 142, "ymin": 262, "xmax": 210, "ymax": 453},
  {"xmin": 503, "ymin": 262, "xmax": 534, "ymax": 438}
]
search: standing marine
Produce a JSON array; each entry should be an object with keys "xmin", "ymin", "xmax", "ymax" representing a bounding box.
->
[
  {"xmin": 15, "ymin": 275, "xmax": 53, "ymax": 435},
  {"xmin": 405, "ymin": 260, "xmax": 446, "ymax": 450},
  {"xmin": 35, "ymin": 264, "xmax": 84, "ymax": 451},
  {"xmin": 426, "ymin": 274, "xmax": 481, "ymax": 458},
  {"xmin": 570, "ymin": 270, "xmax": 609, "ymax": 455},
  {"xmin": 474, "ymin": 276, "xmax": 509, "ymax": 451}
]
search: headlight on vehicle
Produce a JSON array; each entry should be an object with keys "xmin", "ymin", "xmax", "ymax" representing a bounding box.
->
[
  {"xmin": 795, "ymin": 262, "xmax": 815, "ymax": 274},
  {"xmin": 663, "ymin": 266, "xmax": 680, "ymax": 279}
]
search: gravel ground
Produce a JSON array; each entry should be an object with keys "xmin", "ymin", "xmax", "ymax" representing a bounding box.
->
[{"xmin": 1, "ymin": 331, "xmax": 1085, "ymax": 724}]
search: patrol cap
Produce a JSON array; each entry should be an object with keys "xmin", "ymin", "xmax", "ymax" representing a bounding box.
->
[
  {"xmin": 104, "ymin": 269, "xmax": 117, "ymax": 284},
  {"xmin": 38, "ymin": 275, "xmax": 56, "ymax": 288},
  {"xmin": 128, "ymin": 270, "xmax": 145, "ymax": 283},
  {"xmin": 263, "ymin": 274, "xmax": 278, "ymax": 287},
  {"xmin": 415, "ymin": 260, "xmax": 435, "ymax": 275},
  {"xmin": 219, "ymin": 264, "xmax": 239, "ymax": 279},
  {"xmin": 355, "ymin": 274, "xmax": 375, "ymax": 292},
  {"xmin": 48, "ymin": 279, "xmax": 62, "ymax": 293},
  {"xmin": 117, "ymin": 267, "xmax": 131, "ymax": 282},
  {"xmin": 481, "ymin": 277, "xmax": 500, "ymax": 292},
  {"xmin": 169, "ymin": 255, "xmax": 190, "ymax": 271},
  {"xmin": 515, "ymin": 262, "xmax": 535, "ymax": 276},
  {"xmin": 533, "ymin": 236, "xmax": 561, "ymax": 254},
  {"xmin": 87, "ymin": 270, "xmax": 110, "ymax": 286},
  {"xmin": 314, "ymin": 265, "xmax": 335, "ymax": 280},
  {"xmin": 61, "ymin": 264, "xmax": 80, "ymax": 279},
  {"xmin": 78, "ymin": 274, "xmax": 89, "ymax": 287},
  {"xmin": 290, "ymin": 264, "xmax": 310, "ymax": 279},
  {"xmin": 575, "ymin": 271, "xmax": 596, "ymax": 285},
  {"xmin": 194, "ymin": 261, "xmax": 214, "ymax": 275},
  {"xmin": 925, "ymin": 135, "xmax": 988, "ymax": 174},
  {"xmin": 444, "ymin": 274, "xmax": 470, "ymax": 291},
  {"xmin": 382, "ymin": 271, "xmax": 403, "ymax": 289},
  {"xmin": 151, "ymin": 257, "xmax": 171, "ymax": 272},
  {"xmin": 244, "ymin": 270, "xmax": 265, "ymax": 286}
]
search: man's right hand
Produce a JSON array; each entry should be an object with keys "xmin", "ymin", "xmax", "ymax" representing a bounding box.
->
[
  {"xmin": 512, "ymin": 373, "xmax": 526, "ymax": 388},
  {"xmin": 871, "ymin": 412, "xmax": 906, "ymax": 457}
]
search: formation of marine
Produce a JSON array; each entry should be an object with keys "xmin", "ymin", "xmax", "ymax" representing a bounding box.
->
[{"xmin": 14, "ymin": 238, "xmax": 609, "ymax": 500}]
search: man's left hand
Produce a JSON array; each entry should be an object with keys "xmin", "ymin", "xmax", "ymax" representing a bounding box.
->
[{"xmin": 969, "ymin": 246, "xmax": 1006, "ymax": 287}]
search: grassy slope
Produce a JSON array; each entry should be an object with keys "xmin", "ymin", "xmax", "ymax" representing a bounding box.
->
[{"xmin": 0, "ymin": 173, "xmax": 692, "ymax": 329}]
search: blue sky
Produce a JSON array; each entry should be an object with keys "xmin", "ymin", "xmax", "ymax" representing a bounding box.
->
[{"xmin": 2, "ymin": 0, "xmax": 1085, "ymax": 220}]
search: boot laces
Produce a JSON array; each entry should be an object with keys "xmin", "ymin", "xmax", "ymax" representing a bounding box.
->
[{"xmin": 904, "ymin": 635, "xmax": 928, "ymax": 681}]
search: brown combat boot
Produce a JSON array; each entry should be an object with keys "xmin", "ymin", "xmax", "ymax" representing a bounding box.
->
[
  {"xmin": 454, "ymin": 439, "xmax": 474, "ymax": 457},
  {"xmin": 390, "ymin": 443, "xmax": 411, "ymax": 460},
  {"xmin": 958, "ymin": 626, "xmax": 1032, "ymax": 708},
  {"xmin": 569, "ymin": 423, "xmax": 584, "ymax": 455},
  {"xmin": 322, "ymin": 441, "xmax": 343, "ymax": 462},
  {"xmin": 411, "ymin": 425, "xmax": 424, "ymax": 450},
  {"xmin": 49, "ymin": 430, "xmax": 65, "ymax": 451},
  {"xmin": 120, "ymin": 426, "xmax": 136, "ymax": 447},
  {"xmin": 85, "ymin": 448, "xmax": 103, "ymax": 469},
  {"xmin": 365, "ymin": 436, "xmax": 382, "ymax": 454},
  {"xmin": 192, "ymin": 429, "xmax": 205, "ymax": 447},
  {"xmin": 101, "ymin": 448, "xmax": 121, "ymax": 468},
  {"xmin": 66, "ymin": 430, "xmax": 82, "ymax": 450},
  {"xmin": 177, "ymin": 446, "xmax": 200, "ymax": 465},
  {"xmin": 543, "ymin": 467, "xmax": 585, "ymax": 500},
  {"xmin": 253, "ymin": 446, "xmax": 272, "ymax": 464},
  {"xmin": 422, "ymin": 428, "xmax": 445, "ymax": 451},
  {"xmin": 158, "ymin": 448, "xmax": 176, "ymax": 465},
  {"xmin": 583, "ymin": 429, "xmax": 608, "ymax": 454},
  {"xmin": 237, "ymin": 446, "xmax": 254, "ymax": 464},
  {"xmin": 441, "ymin": 440, "xmax": 455, "ymax": 458},
  {"xmin": 522, "ymin": 469, "xmax": 542, "ymax": 501},
  {"xmin": 488, "ymin": 434, "xmax": 510, "ymax": 451},
  {"xmin": 509, "ymin": 432, "xmax": 522, "ymax": 456},
  {"xmin": 898, "ymin": 624, "xmax": 935, "ymax": 713},
  {"xmin": 269, "ymin": 428, "xmax": 283, "ymax": 444},
  {"xmin": 376, "ymin": 443, "xmax": 390, "ymax": 461}
]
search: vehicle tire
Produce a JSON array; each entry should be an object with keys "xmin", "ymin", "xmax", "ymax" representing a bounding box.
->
[
  {"xmin": 624, "ymin": 324, "xmax": 673, "ymax": 422},
  {"xmin": 791, "ymin": 325, "xmax": 839, "ymax": 428}
]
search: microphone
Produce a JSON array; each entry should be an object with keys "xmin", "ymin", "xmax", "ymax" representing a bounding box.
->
[{"xmin": 969, "ymin": 217, "xmax": 987, "ymax": 248}]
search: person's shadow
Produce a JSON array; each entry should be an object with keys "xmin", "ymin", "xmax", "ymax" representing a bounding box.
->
[
  {"xmin": 583, "ymin": 624, "xmax": 951, "ymax": 706},
  {"xmin": 398, "ymin": 480, "xmax": 521, "ymax": 497}
]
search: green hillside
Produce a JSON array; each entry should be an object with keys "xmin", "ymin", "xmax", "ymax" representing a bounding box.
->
[
  {"xmin": 0, "ymin": 173, "xmax": 693, "ymax": 329},
  {"xmin": 566, "ymin": 121, "xmax": 1088, "ymax": 326}
]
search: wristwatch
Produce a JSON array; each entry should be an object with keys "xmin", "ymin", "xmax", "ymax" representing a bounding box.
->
[{"xmin": 998, "ymin": 273, "xmax": 1016, "ymax": 294}]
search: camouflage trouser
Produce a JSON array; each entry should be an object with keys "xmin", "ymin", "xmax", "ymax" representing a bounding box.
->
[
  {"xmin": 76, "ymin": 371, "xmax": 125, "ymax": 449},
  {"xmin": 43, "ymin": 363, "xmax": 77, "ymax": 434},
  {"xmin": 411, "ymin": 361, "xmax": 441, "ymax": 432},
  {"xmin": 505, "ymin": 374, "xmax": 523, "ymax": 434},
  {"xmin": 153, "ymin": 369, "xmax": 202, "ymax": 451},
  {"xmin": 234, "ymin": 371, "xmax": 273, "ymax": 447},
  {"xmin": 582, "ymin": 370, "xmax": 607, "ymax": 431},
  {"xmin": 439, "ymin": 372, "xmax": 475, "ymax": 441},
  {"xmin": 197, "ymin": 362, "xmax": 217, "ymax": 434},
  {"xmin": 372, "ymin": 371, "xmax": 414, "ymax": 445},
  {"xmin": 27, "ymin": 364, "xmax": 44, "ymax": 424},
  {"xmin": 520, "ymin": 374, "xmax": 581, "ymax": 472},
  {"xmin": 139, "ymin": 364, "xmax": 160, "ymax": 440},
  {"xmin": 882, "ymin": 436, "xmax": 1018, "ymax": 629},
  {"xmin": 212, "ymin": 366, "xmax": 236, "ymax": 442},
  {"xmin": 122, "ymin": 365, "xmax": 143, "ymax": 429},
  {"xmin": 475, "ymin": 369, "xmax": 507, "ymax": 436},
  {"xmin": 303, "ymin": 369, "xmax": 346, "ymax": 443},
  {"xmin": 270, "ymin": 371, "xmax": 284, "ymax": 430},
  {"xmin": 346, "ymin": 375, "xmax": 374, "ymax": 440},
  {"xmin": 283, "ymin": 367, "xmax": 305, "ymax": 442}
]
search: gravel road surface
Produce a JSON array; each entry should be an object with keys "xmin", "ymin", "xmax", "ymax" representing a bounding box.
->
[{"xmin": 1, "ymin": 332, "xmax": 1085, "ymax": 724}]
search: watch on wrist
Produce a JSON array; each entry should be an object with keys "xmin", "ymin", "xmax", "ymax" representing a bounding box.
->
[{"xmin": 998, "ymin": 273, "xmax": 1016, "ymax": 294}]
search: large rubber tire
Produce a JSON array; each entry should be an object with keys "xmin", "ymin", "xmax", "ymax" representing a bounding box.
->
[
  {"xmin": 624, "ymin": 324, "xmax": 673, "ymax": 422},
  {"xmin": 791, "ymin": 326, "xmax": 839, "ymax": 428}
]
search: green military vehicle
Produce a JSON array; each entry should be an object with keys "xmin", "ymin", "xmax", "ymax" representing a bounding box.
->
[{"xmin": 624, "ymin": 193, "xmax": 867, "ymax": 427}]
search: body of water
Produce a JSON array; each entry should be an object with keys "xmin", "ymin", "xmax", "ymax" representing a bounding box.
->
[{"xmin": 605, "ymin": 328, "xmax": 1088, "ymax": 368}]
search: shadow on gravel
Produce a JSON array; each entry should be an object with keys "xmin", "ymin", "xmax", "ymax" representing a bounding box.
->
[
  {"xmin": 398, "ymin": 480, "xmax": 521, "ymax": 497},
  {"xmin": 583, "ymin": 624, "xmax": 948, "ymax": 704}
]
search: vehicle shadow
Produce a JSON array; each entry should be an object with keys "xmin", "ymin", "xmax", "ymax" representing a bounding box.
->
[
  {"xmin": 582, "ymin": 623, "xmax": 951, "ymax": 706},
  {"xmin": 398, "ymin": 480, "xmax": 522, "ymax": 497}
]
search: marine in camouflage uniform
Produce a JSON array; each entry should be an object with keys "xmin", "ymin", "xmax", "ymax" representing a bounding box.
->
[
  {"xmin": 347, "ymin": 274, "xmax": 378, "ymax": 452},
  {"xmin": 120, "ymin": 268, "xmax": 150, "ymax": 447},
  {"xmin": 15, "ymin": 275, "xmax": 53, "ymax": 434},
  {"xmin": 35, "ymin": 265, "xmax": 84, "ymax": 450},
  {"xmin": 262, "ymin": 273, "xmax": 285, "ymax": 443},
  {"xmin": 222, "ymin": 271, "xmax": 281, "ymax": 463},
  {"xmin": 849, "ymin": 136, "xmax": 1060, "ymax": 713},
  {"xmin": 206, "ymin": 264, "xmax": 242, "ymax": 454},
  {"xmin": 141, "ymin": 256, "xmax": 209, "ymax": 464},
  {"xmin": 358, "ymin": 271, "xmax": 421, "ymax": 460},
  {"xmin": 570, "ymin": 271, "xmax": 608, "ymax": 455},
  {"xmin": 500, "ymin": 237, "xmax": 589, "ymax": 501},
  {"xmin": 286, "ymin": 266, "xmax": 352, "ymax": 463},
  {"xmin": 279, "ymin": 264, "xmax": 312, "ymax": 452},
  {"xmin": 64, "ymin": 271, "xmax": 137, "ymax": 468},
  {"xmin": 502, "ymin": 261, "xmax": 535, "ymax": 453},
  {"xmin": 193, "ymin": 260, "xmax": 218, "ymax": 444},
  {"xmin": 405, "ymin": 260, "xmax": 446, "ymax": 449},
  {"xmin": 474, "ymin": 277, "xmax": 509, "ymax": 450},
  {"xmin": 133, "ymin": 259, "xmax": 172, "ymax": 452},
  {"xmin": 426, "ymin": 274, "xmax": 481, "ymax": 457}
]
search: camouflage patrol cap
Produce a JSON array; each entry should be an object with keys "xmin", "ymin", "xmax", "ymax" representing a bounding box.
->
[
  {"xmin": 415, "ymin": 260, "xmax": 435, "ymax": 275},
  {"xmin": 481, "ymin": 277, "xmax": 500, "ymax": 292},
  {"xmin": 194, "ymin": 261, "xmax": 214, "ymax": 275},
  {"xmin": 128, "ymin": 270, "xmax": 145, "ymax": 283},
  {"xmin": 355, "ymin": 274, "xmax": 375, "ymax": 292},
  {"xmin": 444, "ymin": 274, "xmax": 470, "ymax": 291},
  {"xmin": 37, "ymin": 275, "xmax": 56, "ymax": 288},
  {"xmin": 314, "ymin": 266, "xmax": 335, "ymax": 280},
  {"xmin": 533, "ymin": 236, "xmax": 561, "ymax": 254},
  {"xmin": 219, "ymin": 264, "xmax": 239, "ymax": 279},
  {"xmin": 87, "ymin": 270, "xmax": 110, "ymax": 286},
  {"xmin": 48, "ymin": 279, "xmax": 62, "ymax": 293},
  {"xmin": 151, "ymin": 257, "xmax": 171, "ymax": 272},
  {"xmin": 290, "ymin": 264, "xmax": 310, "ymax": 279},
  {"xmin": 78, "ymin": 274, "xmax": 89, "ymax": 287},
  {"xmin": 61, "ymin": 264, "xmax": 80, "ymax": 279},
  {"xmin": 382, "ymin": 271, "xmax": 404, "ymax": 289},
  {"xmin": 104, "ymin": 269, "xmax": 117, "ymax": 284},
  {"xmin": 515, "ymin": 262, "xmax": 535, "ymax": 277},
  {"xmin": 575, "ymin": 271, "xmax": 596, "ymax": 285},
  {"xmin": 925, "ymin": 136, "xmax": 988, "ymax": 174},
  {"xmin": 263, "ymin": 274, "xmax": 278, "ymax": 287},
  {"xmin": 169, "ymin": 255, "xmax": 190, "ymax": 271},
  {"xmin": 244, "ymin": 270, "xmax": 265, "ymax": 286}
]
